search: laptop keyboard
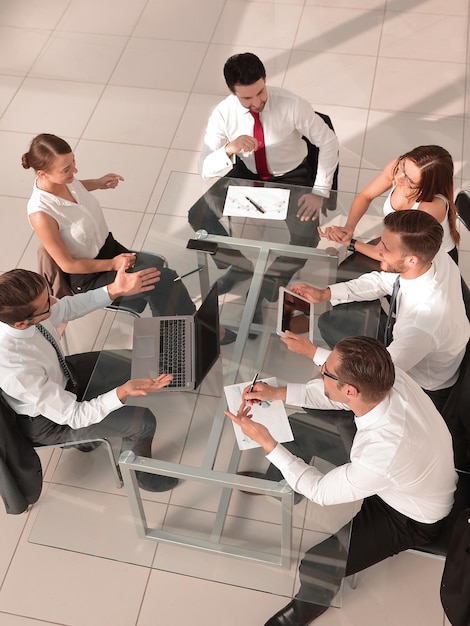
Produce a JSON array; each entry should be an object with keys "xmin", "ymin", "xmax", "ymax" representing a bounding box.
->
[{"xmin": 159, "ymin": 318, "xmax": 187, "ymax": 387}]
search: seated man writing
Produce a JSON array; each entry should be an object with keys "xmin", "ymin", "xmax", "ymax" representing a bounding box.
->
[
  {"xmin": 283, "ymin": 209, "xmax": 469, "ymax": 413},
  {"xmin": 0, "ymin": 263, "xmax": 178, "ymax": 493},
  {"xmin": 226, "ymin": 336, "xmax": 457, "ymax": 626}
]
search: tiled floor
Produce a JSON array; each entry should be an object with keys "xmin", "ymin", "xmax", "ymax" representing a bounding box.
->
[{"xmin": 0, "ymin": 0, "xmax": 468, "ymax": 624}]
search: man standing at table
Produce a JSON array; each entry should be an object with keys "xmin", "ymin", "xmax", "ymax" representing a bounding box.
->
[
  {"xmin": 283, "ymin": 210, "xmax": 469, "ymax": 413},
  {"xmin": 0, "ymin": 265, "xmax": 178, "ymax": 493},
  {"xmin": 226, "ymin": 336, "xmax": 457, "ymax": 626},
  {"xmin": 189, "ymin": 52, "xmax": 339, "ymax": 316}
]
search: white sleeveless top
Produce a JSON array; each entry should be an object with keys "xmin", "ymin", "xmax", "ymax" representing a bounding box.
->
[
  {"xmin": 383, "ymin": 188, "xmax": 455, "ymax": 253},
  {"xmin": 27, "ymin": 179, "xmax": 109, "ymax": 259}
]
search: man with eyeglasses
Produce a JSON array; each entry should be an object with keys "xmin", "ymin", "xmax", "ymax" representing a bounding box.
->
[
  {"xmin": 226, "ymin": 336, "xmax": 457, "ymax": 626},
  {"xmin": 285, "ymin": 209, "xmax": 469, "ymax": 413},
  {"xmin": 0, "ymin": 264, "xmax": 180, "ymax": 493}
]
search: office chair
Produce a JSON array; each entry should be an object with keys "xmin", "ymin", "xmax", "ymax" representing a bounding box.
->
[{"xmin": 455, "ymin": 190, "xmax": 470, "ymax": 232}]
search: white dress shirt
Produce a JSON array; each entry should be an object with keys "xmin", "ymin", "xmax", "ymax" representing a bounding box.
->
[
  {"xmin": 0, "ymin": 288, "xmax": 124, "ymax": 429},
  {"xmin": 198, "ymin": 86, "xmax": 339, "ymax": 196},
  {"xmin": 275, "ymin": 368, "xmax": 457, "ymax": 523},
  {"xmin": 27, "ymin": 179, "xmax": 109, "ymax": 259},
  {"xmin": 327, "ymin": 251, "xmax": 469, "ymax": 391}
]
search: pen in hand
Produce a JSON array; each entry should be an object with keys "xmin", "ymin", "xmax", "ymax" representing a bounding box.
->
[
  {"xmin": 245, "ymin": 196, "xmax": 265, "ymax": 214},
  {"xmin": 174, "ymin": 266, "xmax": 203, "ymax": 282}
]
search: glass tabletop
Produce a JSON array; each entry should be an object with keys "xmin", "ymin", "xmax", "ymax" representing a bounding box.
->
[{"xmin": 29, "ymin": 171, "xmax": 383, "ymax": 608}]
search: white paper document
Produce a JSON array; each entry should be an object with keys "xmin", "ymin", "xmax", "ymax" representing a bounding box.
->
[
  {"xmin": 223, "ymin": 186, "xmax": 290, "ymax": 220},
  {"xmin": 224, "ymin": 377, "xmax": 294, "ymax": 451}
]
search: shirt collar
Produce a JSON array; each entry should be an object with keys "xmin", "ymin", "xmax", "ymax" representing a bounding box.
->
[
  {"xmin": 355, "ymin": 394, "xmax": 390, "ymax": 430},
  {"xmin": 399, "ymin": 262, "xmax": 435, "ymax": 295},
  {"xmin": 0, "ymin": 320, "xmax": 35, "ymax": 338}
]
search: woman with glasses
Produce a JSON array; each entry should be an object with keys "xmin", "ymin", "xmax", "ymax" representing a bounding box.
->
[{"xmin": 320, "ymin": 145, "xmax": 459, "ymax": 263}]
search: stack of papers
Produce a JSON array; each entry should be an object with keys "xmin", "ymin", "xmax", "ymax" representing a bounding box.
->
[
  {"xmin": 223, "ymin": 186, "xmax": 290, "ymax": 220},
  {"xmin": 224, "ymin": 377, "xmax": 294, "ymax": 450}
]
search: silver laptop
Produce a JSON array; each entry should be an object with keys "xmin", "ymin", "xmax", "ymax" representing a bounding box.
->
[{"xmin": 131, "ymin": 283, "xmax": 220, "ymax": 390}]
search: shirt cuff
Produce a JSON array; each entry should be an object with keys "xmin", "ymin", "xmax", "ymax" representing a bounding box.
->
[
  {"xmin": 285, "ymin": 383, "xmax": 307, "ymax": 407},
  {"xmin": 312, "ymin": 185, "xmax": 330, "ymax": 198},
  {"xmin": 329, "ymin": 282, "xmax": 349, "ymax": 304},
  {"xmin": 313, "ymin": 347, "xmax": 330, "ymax": 367},
  {"xmin": 99, "ymin": 286, "xmax": 113, "ymax": 306},
  {"xmin": 266, "ymin": 443, "xmax": 295, "ymax": 471},
  {"xmin": 101, "ymin": 388, "xmax": 125, "ymax": 412}
]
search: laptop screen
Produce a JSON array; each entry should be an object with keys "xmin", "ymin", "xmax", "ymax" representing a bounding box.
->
[{"xmin": 194, "ymin": 283, "xmax": 220, "ymax": 387}]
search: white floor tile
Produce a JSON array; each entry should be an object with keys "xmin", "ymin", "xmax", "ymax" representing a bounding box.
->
[
  {"xmin": 0, "ymin": 26, "xmax": 51, "ymax": 76},
  {"xmin": 379, "ymin": 13, "xmax": 467, "ymax": 63},
  {"xmin": 295, "ymin": 6, "xmax": 383, "ymax": 56},
  {"xmin": 285, "ymin": 50, "xmax": 376, "ymax": 109},
  {"xmin": 110, "ymin": 38, "xmax": 207, "ymax": 92},
  {"xmin": 0, "ymin": 78, "xmax": 104, "ymax": 137},
  {"xmin": 371, "ymin": 57, "xmax": 466, "ymax": 117},
  {"xmin": 57, "ymin": 0, "xmax": 148, "ymax": 36},
  {"xmin": 29, "ymin": 32, "xmax": 127, "ymax": 84},
  {"xmin": 133, "ymin": 0, "xmax": 226, "ymax": 42},
  {"xmin": 82, "ymin": 85, "xmax": 188, "ymax": 147},
  {"xmin": 212, "ymin": 1, "xmax": 304, "ymax": 49}
]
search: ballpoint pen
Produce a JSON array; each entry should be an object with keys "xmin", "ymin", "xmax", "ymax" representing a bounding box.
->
[
  {"xmin": 248, "ymin": 371, "xmax": 260, "ymax": 393},
  {"xmin": 245, "ymin": 195, "xmax": 266, "ymax": 214},
  {"xmin": 173, "ymin": 266, "xmax": 203, "ymax": 282}
]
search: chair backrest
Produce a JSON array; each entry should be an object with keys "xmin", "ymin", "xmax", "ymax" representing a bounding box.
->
[
  {"xmin": 302, "ymin": 111, "xmax": 339, "ymax": 212},
  {"xmin": 455, "ymin": 190, "xmax": 470, "ymax": 232}
]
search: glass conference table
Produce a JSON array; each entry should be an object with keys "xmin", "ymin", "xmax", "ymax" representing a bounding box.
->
[{"xmin": 30, "ymin": 173, "xmax": 383, "ymax": 608}]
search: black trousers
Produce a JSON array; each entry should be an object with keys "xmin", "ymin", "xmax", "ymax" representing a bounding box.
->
[
  {"xmin": 188, "ymin": 159, "xmax": 320, "ymax": 301},
  {"xmin": 17, "ymin": 350, "xmax": 156, "ymax": 458},
  {"xmin": 68, "ymin": 232, "xmax": 196, "ymax": 316},
  {"xmin": 296, "ymin": 495, "xmax": 444, "ymax": 605}
]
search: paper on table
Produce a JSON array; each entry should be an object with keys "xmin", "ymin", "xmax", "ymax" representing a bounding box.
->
[
  {"xmin": 224, "ymin": 377, "xmax": 293, "ymax": 451},
  {"xmin": 223, "ymin": 186, "xmax": 290, "ymax": 220}
]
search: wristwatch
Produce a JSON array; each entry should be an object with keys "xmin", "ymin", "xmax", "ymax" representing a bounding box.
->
[{"xmin": 347, "ymin": 238, "xmax": 357, "ymax": 252}]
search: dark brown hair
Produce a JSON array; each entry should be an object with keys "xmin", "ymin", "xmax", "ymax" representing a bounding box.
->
[
  {"xmin": 224, "ymin": 53, "xmax": 266, "ymax": 92},
  {"xmin": 384, "ymin": 209, "xmax": 443, "ymax": 265},
  {"xmin": 335, "ymin": 336, "xmax": 395, "ymax": 403},
  {"xmin": 0, "ymin": 270, "xmax": 47, "ymax": 325},
  {"xmin": 393, "ymin": 145, "xmax": 459, "ymax": 245},
  {"xmin": 21, "ymin": 133, "xmax": 72, "ymax": 173}
]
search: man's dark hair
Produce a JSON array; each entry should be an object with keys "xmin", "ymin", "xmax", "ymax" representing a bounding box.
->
[
  {"xmin": 223, "ymin": 53, "xmax": 266, "ymax": 92},
  {"xmin": 335, "ymin": 336, "xmax": 395, "ymax": 403},
  {"xmin": 383, "ymin": 209, "xmax": 443, "ymax": 265},
  {"xmin": 0, "ymin": 269, "xmax": 47, "ymax": 325}
]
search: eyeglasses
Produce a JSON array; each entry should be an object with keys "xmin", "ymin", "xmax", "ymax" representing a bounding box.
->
[
  {"xmin": 320, "ymin": 362, "xmax": 360, "ymax": 392},
  {"xmin": 398, "ymin": 158, "xmax": 420, "ymax": 190},
  {"xmin": 26, "ymin": 293, "xmax": 51, "ymax": 320}
]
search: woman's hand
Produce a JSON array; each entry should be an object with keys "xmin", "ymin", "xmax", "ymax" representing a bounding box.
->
[
  {"xmin": 318, "ymin": 224, "xmax": 353, "ymax": 243},
  {"xmin": 96, "ymin": 173, "xmax": 124, "ymax": 189},
  {"xmin": 112, "ymin": 253, "xmax": 137, "ymax": 271}
]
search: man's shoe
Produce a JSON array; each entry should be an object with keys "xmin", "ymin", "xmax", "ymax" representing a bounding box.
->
[
  {"xmin": 220, "ymin": 328, "xmax": 237, "ymax": 346},
  {"xmin": 237, "ymin": 471, "xmax": 303, "ymax": 505},
  {"xmin": 217, "ymin": 266, "xmax": 253, "ymax": 295},
  {"xmin": 264, "ymin": 599, "xmax": 328, "ymax": 626},
  {"xmin": 72, "ymin": 442, "xmax": 102, "ymax": 452},
  {"xmin": 136, "ymin": 472, "xmax": 179, "ymax": 492}
]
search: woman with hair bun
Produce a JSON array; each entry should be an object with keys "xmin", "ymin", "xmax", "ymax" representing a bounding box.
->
[{"xmin": 23, "ymin": 133, "xmax": 236, "ymax": 343}]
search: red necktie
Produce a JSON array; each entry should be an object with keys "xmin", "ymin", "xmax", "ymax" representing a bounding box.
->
[{"xmin": 250, "ymin": 111, "xmax": 271, "ymax": 180}]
